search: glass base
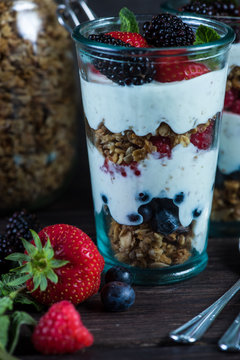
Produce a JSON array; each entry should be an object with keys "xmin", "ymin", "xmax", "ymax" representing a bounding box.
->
[
  {"xmin": 96, "ymin": 212, "xmax": 208, "ymax": 285},
  {"xmin": 209, "ymin": 221, "xmax": 240, "ymax": 237}
]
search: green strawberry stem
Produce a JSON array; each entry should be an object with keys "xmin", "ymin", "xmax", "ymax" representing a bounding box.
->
[
  {"xmin": 6, "ymin": 230, "xmax": 69, "ymax": 293},
  {"xmin": 0, "ymin": 348, "xmax": 19, "ymax": 360}
]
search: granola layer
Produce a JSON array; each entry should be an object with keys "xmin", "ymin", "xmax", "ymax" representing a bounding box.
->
[{"xmin": 109, "ymin": 218, "xmax": 193, "ymax": 268}]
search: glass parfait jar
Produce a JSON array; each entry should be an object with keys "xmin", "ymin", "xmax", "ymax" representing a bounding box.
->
[
  {"xmin": 72, "ymin": 14, "xmax": 234, "ymax": 284},
  {"xmin": 161, "ymin": 2, "xmax": 240, "ymax": 236},
  {"xmin": 0, "ymin": 0, "xmax": 77, "ymax": 212}
]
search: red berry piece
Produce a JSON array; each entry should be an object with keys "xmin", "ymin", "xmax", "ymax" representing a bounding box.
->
[
  {"xmin": 32, "ymin": 301, "xmax": 93, "ymax": 354},
  {"xmin": 224, "ymin": 89, "xmax": 236, "ymax": 110},
  {"xmin": 101, "ymin": 159, "xmax": 141, "ymax": 177},
  {"xmin": 190, "ymin": 121, "xmax": 214, "ymax": 150},
  {"xmin": 230, "ymin": 99, "xmax": 240, "ymax": 114},
  {"xmin": 150, "ymin": 136, "xmax": 172, "ymax": 159},
  {"xmin": 156, "ymin": 61, "xmax": 209, "ymax": 83},
  {"xmin": 107, "ymin": 31, "xmax": 149, "ymax": 48}
]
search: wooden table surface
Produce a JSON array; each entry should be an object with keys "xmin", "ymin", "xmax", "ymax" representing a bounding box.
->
[{"xmin": 7, "ymin": 0, "xmax": 240, "ymax": 359}]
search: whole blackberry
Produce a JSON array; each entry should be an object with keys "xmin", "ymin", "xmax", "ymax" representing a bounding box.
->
[
  {"xmin": 0, "ymin": 234, "xmax": 15, "ymax": 272},
  {"xmin": 5, "ymin": 209, "xmax": 41, "ymax": 252},
  {"xmin": 89, "ymin": 34, "xmax": 156, "ymax": 86},
  {"xmin": 142, "ymin": 13, "xmax": 195, "ymax": 47},
  {"xmin": 181, "ymin": 0, "xmax": 240, "ymax": 16}
]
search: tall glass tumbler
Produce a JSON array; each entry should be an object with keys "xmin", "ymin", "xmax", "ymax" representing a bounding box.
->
[
  {"xmin": 72, "ymin": 15, "xmax": 234, "ymax": 284},
  {"xmin": 161, "ymin": 2, "xmax": 240, "ymax": 236}
]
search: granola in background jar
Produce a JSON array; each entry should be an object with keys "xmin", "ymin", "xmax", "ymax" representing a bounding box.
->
[{"xmin": 0, "ymin": 0, "xmax": 77, "ymax": 211}]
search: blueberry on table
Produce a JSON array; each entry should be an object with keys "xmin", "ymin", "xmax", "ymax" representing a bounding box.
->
[
  {"xmin": 105, "ymin": 266, "xmax": 133, "ymax": 285},
  {"xmin": 101, "ymin": 282, "xmax": 135, "ymax": 312}
]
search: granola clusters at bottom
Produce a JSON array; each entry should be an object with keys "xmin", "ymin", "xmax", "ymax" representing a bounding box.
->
[
  {"xmin": 212, "ymin": 66, "xmax": 240, "ymax": 221},
  {"xmin": 212, "ymin": 180, "xmax": 240, "ymax": 221},
  {"xmin": 0, "ymin": 0, "xmax": 76, "ymax": 209},
  {"xmin": 109, "ymin": 219, "xmax": 193, "ymax": 268}
]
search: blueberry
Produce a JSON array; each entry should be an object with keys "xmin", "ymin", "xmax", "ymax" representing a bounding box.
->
[
  {"xmin": 151, "ymin": 208, "xmax": 181, "ymax": 235},
  {"xmin": 137, "ymin": 192, "xmax": 150, "ymax": 202},
  {"xmin": 101, "ymin": 281, "xmax": 135, "ymax": 312},
  {"xmin": 105, "ymin": 266, "xmax": 133, "ymax": 285},
  {"xmin": 193, "ymin": 208, "xmax": 202, "ymax": 218},
  {"xmin": 174, "ymin": 192, "xmax": 185, "ymax": 204},
  {"xmin": 128, "ymin": 214, "xmax": 141, "ymax": 223},
  {"xmin": 138, "ymin": 205, "xmax": 153, "ymax": 222},
  {"xmin": 101, "ymin": 194, "xmax": 108, "ymax": 204}
]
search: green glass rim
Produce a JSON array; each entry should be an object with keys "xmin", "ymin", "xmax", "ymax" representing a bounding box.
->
[{"xmin": 72, "ymin": 14, "xmax": 235, "ymax": 56}]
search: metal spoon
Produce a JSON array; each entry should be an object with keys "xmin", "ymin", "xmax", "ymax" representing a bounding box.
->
[
  {"xmin": 56, "ymin": 0, "xmax": 97, "ymax": 33},
  {"xmin": 169, "ymin": 239, "xmax": 240, "ymax": 344},
  {"xmin": 218, "ymin": 313, "xmax": 240, "ymax": 352}
]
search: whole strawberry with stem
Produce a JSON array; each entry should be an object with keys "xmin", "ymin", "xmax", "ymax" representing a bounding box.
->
[
  {"xmin": 7, "ymin": 225, "xmax": 104, "ymax": 305},
  {"xmin": 32, "ymin": 300, "xmax": 93, "ymax": 354}
]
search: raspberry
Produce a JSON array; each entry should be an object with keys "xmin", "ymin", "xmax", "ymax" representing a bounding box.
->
[
  {"xmin": 32, "ymin": 301, "xmax": 93, "ymax": 354},
  {"xmin": 190, "ymin": 121, "xmax": 214, "ymax": 150},
  {"xmin": 150, "ymin": 136, "xmax": 172, "ymax": 158},
  {"xmin": 230, "ymin": 99, "xmax": 240, "ymax": 114},
  {"xmin": 224, "ymin": 89, "xmax": 237, "ymax": 110},
  {"xmin": 142, "ymin": 13, "xmax": 195, "ymax": 47}
]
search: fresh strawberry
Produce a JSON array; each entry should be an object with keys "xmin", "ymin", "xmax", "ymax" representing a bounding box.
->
[
  {"xmin": 106, "ymin": 31, "xmax": 149, "ymax": 47},
  {"xmin": 156, "ymin": 61, "xmax": 209, "ymax": 83},
  {"xmin": 230, "ymin": 98, "xmax": 240, "ymax": 114},
  {"xmin": 190, "ymin": 121, "xmax": 214, "ymax": 150},
  {"xmin": 150, "ymin": 136, "xmax": 172, "ymax": 159},
  {"xmin": 224, "ymin": 89, "xmax": 236, "ymax": 110},
  {"xmin": 32, "ymin": 300, "xmax": 93, "ymax": 354},
  {"xmin": 8, "ymin": 225, "xmax": 104, "ymax": 305}
]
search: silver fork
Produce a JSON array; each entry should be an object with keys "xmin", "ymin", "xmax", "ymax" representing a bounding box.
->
[
  {"xmin": 169, "ymin": 238, "xmax": 240, "ymax": 344},
  {"xmin": 218, "ymin": 313, "xmax": 240, "ymax": 352}
]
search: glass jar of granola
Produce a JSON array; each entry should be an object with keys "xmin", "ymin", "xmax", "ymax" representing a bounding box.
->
[{"xmin": 0, "ymin": 0, "xmax": 77, "ymax": 211}]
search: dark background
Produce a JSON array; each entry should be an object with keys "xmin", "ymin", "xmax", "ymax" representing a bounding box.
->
[{"xmin": 15, "ymin": 2, "xmax": 240, "ymax": 359}]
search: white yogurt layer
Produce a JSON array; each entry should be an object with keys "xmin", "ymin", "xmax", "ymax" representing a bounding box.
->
[
  {"xmin": 81, "ymin": 67, "xmax": 227, "ymax": 136},
  {"xmin": 87, "ymin": 142, "xmax": 218, "ymax": 253},
  {"xmin": 218, "ymin": 111, "xmax": 240, "ymax": 174},
  {"xmin": 228, "ymin": 43, "xmax": 240, "ymax": 72}
]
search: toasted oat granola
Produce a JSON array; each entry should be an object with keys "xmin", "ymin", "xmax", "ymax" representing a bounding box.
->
[
  {"xmin": 86, "ymin": 120, "xmax": 212, "ymax": 164},
  {"xmin": 0, "ymin": 0, "xmax": 76, "ymax": 210},
  {"xmin": 212, "ymin": 180, "xmax": 240, "ymax": 221},
  {"xmin": 109, "ymin": 219, "xmax": 192, "ymax": 268}
]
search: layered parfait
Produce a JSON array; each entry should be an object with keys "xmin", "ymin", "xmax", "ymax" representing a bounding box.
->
[
  {"xmin": 176, "ymin": 0, "xmax": 240, "ymax": 223},
  {"xmin": 77, "ymin": 10, "xmax": 229, "ymax": 269}
]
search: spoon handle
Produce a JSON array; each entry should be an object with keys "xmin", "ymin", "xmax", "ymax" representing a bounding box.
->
[
  {"xmin": 218, "ymin": 313, "xmax": 240, "ymax": 352},
  {"xmin": 170, "ymin": 278, "xmax": 240, "ymax": 344}
]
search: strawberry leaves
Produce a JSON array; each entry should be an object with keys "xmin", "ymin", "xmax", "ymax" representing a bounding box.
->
[{"xmin": 7, "ymin": 230, "xmax": 69, "ymax": 292}]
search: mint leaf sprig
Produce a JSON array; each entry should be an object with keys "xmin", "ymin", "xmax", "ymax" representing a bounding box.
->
[
  {"xmin": 119, "ymin": 7, "xmax": 139, "ymax": 33},
  {"xmin": 194, "ymin": 25, "xmax": 221, "ymax": 45}
]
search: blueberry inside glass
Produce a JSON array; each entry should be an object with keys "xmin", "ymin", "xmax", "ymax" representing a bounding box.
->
[{"xmin": 73, "ymin": 10, "xmax": 234, "ymax": 283}]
